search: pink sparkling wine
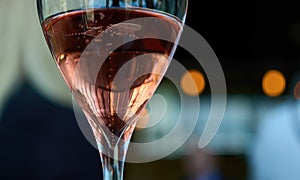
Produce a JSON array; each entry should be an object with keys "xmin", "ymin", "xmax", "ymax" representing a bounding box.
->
[{"xmin": 42, "ymin": 8, "xmax": 182, "ymax": 146}]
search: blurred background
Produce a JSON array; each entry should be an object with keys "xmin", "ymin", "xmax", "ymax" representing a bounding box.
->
[{"xmin": 1, "ymin": 0, "xmax": 300, "ymax": 180}]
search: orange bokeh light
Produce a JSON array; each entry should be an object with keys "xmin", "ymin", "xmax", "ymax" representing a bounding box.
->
[
  {"xmin": 262, "ymin": 70, "xmax": 286, "ymax": 97},
  {"xmin": 293, "ymin": 81, "xmax": 300, "ymax": 99},
  {"xmin": 181, "ymin": 70, "xmax": 206, "ymax": 96}
]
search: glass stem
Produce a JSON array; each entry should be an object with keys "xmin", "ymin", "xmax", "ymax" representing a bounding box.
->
[
  {"xmin": 98, "ymin": 129, "xmax": 133, "ymax": 180},
  {"xmin": 97, "ymin": 119, "xmax": 137, "ymax": 180},
  {"xmin": 100, "ymin": 149, "xmax": 125, "ymax": 180}
]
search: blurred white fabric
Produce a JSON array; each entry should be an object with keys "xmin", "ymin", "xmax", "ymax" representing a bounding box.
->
[{"xmin": 0, "ymin": 0, "xmax": 72, "ymax": 119}]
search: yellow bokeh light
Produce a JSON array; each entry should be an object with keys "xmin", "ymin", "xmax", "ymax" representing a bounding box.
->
[
  {"xmin": 262, "ymin": 70, "xmax": 286, "ymax": 97},
  {"xmin": 181, "ymin": 70, "xmax": 206, "ymax": 96}
]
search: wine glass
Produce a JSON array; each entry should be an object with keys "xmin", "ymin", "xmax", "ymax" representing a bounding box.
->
[{"xmin": 36, "ymin": 0, "xmax": 188, "ymax": 179}]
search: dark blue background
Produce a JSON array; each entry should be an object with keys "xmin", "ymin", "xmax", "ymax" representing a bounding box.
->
[{"xmin": 0, "ymin": 82, "xmax": 102, "ymax": 180}]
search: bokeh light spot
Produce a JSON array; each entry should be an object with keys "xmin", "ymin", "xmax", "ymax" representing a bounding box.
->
[
  {"xmin": 262, "ymin": 70, "xmax": 286, "ymax": 97},
  {"xmin": 293, "ymin": 81, "xmax": 300, "ymax": 100},
  {"xmin": 181, "ymin": 70, "xmax": 205, "ymax": 96}
]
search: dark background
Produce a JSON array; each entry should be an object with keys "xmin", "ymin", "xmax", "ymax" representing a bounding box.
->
[{"xmin": 183, "ymin": 0, "xmax": 300, "ymax": 94}]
